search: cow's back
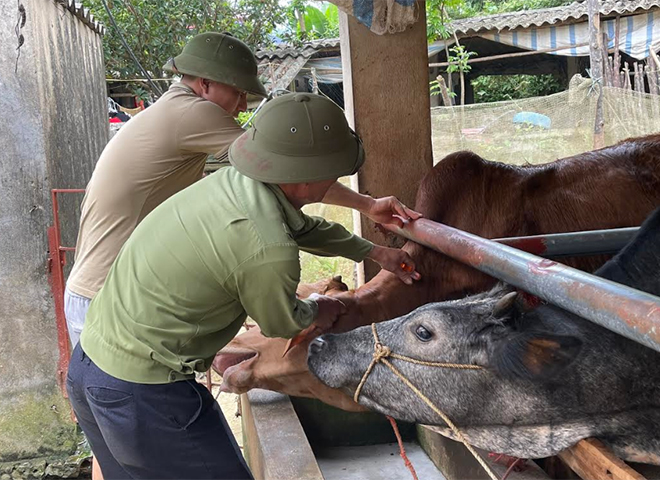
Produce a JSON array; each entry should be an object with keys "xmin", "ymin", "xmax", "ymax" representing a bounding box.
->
[{"xmin": 412, "ymin": 134, "xmax": 660, "ymax": 300}]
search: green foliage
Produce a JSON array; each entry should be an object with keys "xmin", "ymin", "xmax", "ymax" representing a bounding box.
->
[
  {"xmin": 445, "ymin": 0, "xmax": 574, "ymax": 19},
  {"xmin": 427, "ymin": 0, "xmax": 574, "ymax": 41},
  {"xmin": 429, "ymin": 79, "xmax": 457, "ymax": 98},
  {"xmin": 87, "ymin": 0, "xmax": 285, "ymax": 93},
  {"xmin": 446, "ymin": 45, "xmax": 478, "ymax": 74},
  {"xmin": 472, "ymin": 74, "xmax": 567, "ymax": 103},
  {"xmin": 235, "ymin": 110, "xmax": 254, "ymax": 128},
  {"xmin": 282, "ymin": 2, "xmax": 339, "ymax": 44}
]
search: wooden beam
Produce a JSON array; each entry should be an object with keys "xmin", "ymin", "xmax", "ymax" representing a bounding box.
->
[
  {"xmin": 429, "ymin": 43, "xmax": 590, "ymax": 68},
  {"xmin": 340, "ymin": 2, "xmax": 433, "ymax": 282},
  {"xmin": 559, "ymin": 438, "xmax": 646, "ymax": 480}
]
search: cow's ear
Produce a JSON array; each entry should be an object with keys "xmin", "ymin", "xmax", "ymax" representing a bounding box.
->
[{"xmin": 491, "ymin": 332, "xmax": 582, "ymax": 381}]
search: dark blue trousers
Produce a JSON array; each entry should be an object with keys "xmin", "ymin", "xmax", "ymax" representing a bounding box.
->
[{"xmin": 66, "ymin": 343, "xmax": 252, "ymax": 480}]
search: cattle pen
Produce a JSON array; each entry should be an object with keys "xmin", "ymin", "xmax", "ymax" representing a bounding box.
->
[
  {"xmin": 46, "ymin": 188, "xmax": 660, "ymax": 480},
  {"xmin": 229, "ymin": 215, "xmax": 660, "ymax": 480},
  {"xmin": 23, "ymin": 0, "xmax": 660, "ymax": 479}
]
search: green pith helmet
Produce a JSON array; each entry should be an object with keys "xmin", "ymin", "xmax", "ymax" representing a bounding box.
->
[
  {"xmin": 228, "ymin": 93, "xmax": 365, "ymax": 184},
  {"xmin": 163, "ymin": 32, "xmax": 266, "ymax": 97}
]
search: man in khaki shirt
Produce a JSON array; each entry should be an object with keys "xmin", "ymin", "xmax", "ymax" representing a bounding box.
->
[{"xmin": 66, "ymin": 32, "xmax": 421, "ymax": 346}]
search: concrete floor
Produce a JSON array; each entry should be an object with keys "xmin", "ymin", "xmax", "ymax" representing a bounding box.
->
[{"xmin": 315, "ymin": 442, "xmax": 447, "ymax": 480}]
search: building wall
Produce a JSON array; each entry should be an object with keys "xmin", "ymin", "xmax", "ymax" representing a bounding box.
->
[{"xmin": 0, "ymin": 0, "xmax": 106, "ymax": 462}]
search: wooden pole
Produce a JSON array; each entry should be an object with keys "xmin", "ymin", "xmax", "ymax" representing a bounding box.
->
[
  {"xmin": 559, "ymin": 438, "xmax": 646, "ymax": 480},
  {"xmin": 443, "ymin": 44, "xmax": 454, "ymax": 105},
  {"xmin": 339, "ymin": 2, "xmax": 433, "ymax": 282},
  {"xmin": 646, "ymin": 63, "xmax": 658, "ymax": 96},
  {"xmin": 602, "ymin": 32, "xmax": 613, "ymax": 87},
  {"xmin": 588, "ymin": 0, "xmax": 605, "ymax": 149},
  {"xmin": 623, "ymin": 62, "xmax": 632, "ymax": 91},
  {"xmin": 436, "ymin": 75, "xmax": 452, "ymax": 107},
  {"xmin": 613, "ymin": 16, "xmax": 622, "ymax": 88},
  {"xmin": 429, "ymin": 42, "xmax": 590, "ymax": 68},
  {"xmin": 310, "ymin": 67, "xmax": 319, "ymax": 94}
]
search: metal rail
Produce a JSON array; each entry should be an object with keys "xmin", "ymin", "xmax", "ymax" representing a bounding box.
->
[
  {"xmin": 47, "ymin": 189, "xmax": 85, "ymax": 394},
  {"xmin": 495, "ymin": 227, "xmax": 640, "ymax": 257},
  {"xmin": 384, "ymin": 219, "xmax": 660, "ymax": 354}
]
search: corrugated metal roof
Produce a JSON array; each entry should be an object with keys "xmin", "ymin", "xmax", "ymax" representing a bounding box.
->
[
  {"xmin": 451, "ymin": 0, "xmax": 660, "ymax": 35},
  {"xmin": 256, "ymin": 38, "xmax": 340, "ymax": 61},
  {"xmin": 56, "ymin": 0, "xmax": 105, "ymax": 35}
]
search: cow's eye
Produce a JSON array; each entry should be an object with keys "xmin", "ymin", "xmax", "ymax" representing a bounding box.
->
[{"xmin": 415, "ymin": 325, "xmax": 433, "ymax": 342}]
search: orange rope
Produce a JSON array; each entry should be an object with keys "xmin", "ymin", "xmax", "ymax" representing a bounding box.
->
[{"xmin": 386, "ymin": 415, "xmax": 419, "ymax": 480}]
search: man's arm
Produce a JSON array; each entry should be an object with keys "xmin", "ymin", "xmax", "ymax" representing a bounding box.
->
[
  {"xmin": 294, "ymin": 214, "xmax": 421, "ymax": 285},
  {"xmin": 294, "ymin": 214, "xmax": 374, "ymax": 262},
  {"xmin": 227, "ymin": 245, "xmax": 317, "ymax": 338},
  {"xmin": 227, "ymin": 245, "xmax": 349, "ymax": 338},
  {"xmin": 322, "ymin": 181, "xmax": 422, "ymax": 227}
]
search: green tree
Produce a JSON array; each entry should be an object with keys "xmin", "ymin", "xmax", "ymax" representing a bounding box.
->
[
  {"xmin": 281, "ymin": 1, "xmax": 339, "ymax": 44},
  {"xmin": 426, "ymin": 0, "xmax": 574, "ymax": 40},
  {"xmin": 87, "ymin": 0, "xmax": 285, "ymax": 94}
]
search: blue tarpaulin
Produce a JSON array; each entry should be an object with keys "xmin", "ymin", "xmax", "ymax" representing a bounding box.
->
[{"xmin": 327, "ymin": 0, "xmax": 419, "ymax": 35}]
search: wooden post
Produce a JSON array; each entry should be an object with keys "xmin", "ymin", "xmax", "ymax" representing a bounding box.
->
[
  {"xmin": 633, "ymin": 62, "xmax": 644, "ymax": 93},
  {"xmin": 310, "ymin": 67, "xmax": 319, "ymax": 94},
  {"xmin": 623, "ymin": 62, "xmax": 632, "ymax": 90},
  {"xmin": 613, "ymin": 16, "xmax": 622, "ymax": 88},
  {"xmin": 559, "ymin": 438, "xmax": 646, "ymax": 480},
  {"xmin": 588, "ymin": 0, "xmax": 605, "ymax": 149},
  {"xmin": 340, "ymin": 2, "xmax": 434, "ymax": 282},
  {"xmin": 646, "ymin": 64, "xmax": 658, "ymax": 95},
  {"xmin": 436, "ymin": 75, "xmax": 452, "ymax": 107}
]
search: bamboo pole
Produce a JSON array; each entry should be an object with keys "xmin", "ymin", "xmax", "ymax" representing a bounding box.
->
[
  {"xmin": 310, "ymin": 67, "xmax": 319, "ymax": 94},
  {"xmin": 623, "ymin": 62, "xmax": 631, "ymax": 91},
  {"xmin": 429, "ymin": 42, "xmax": 590, "ymax": 68},
  {"xmin": 588, "ymin": 0, "xmax": 605, "ymax": 149},
  {"xmin": 436, "ymin": 75, "xmax": 452, "ymax": 107},
  {"xmin": 613, "ymin": 16, "xmax": 622, "ymax": 88}
]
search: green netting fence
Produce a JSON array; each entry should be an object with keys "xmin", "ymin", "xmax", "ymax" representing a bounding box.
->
[{"xmin": 431, "ymin": 75, "xmax": 660, "ymax": 166}]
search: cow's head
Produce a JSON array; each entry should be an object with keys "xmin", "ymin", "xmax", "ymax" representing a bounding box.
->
[
  {"xmin": 213, "ymin": 275, "xmax": 369, "ymax": 412},
  {"xmin": 308, "ymin": 286, "xmax": 583, "ymax": 425}
]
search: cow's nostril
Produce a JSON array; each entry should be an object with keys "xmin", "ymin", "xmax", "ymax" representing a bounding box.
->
[{"xmin": 309, "ymin": 337, "xmax": 327, "ymax": 355}]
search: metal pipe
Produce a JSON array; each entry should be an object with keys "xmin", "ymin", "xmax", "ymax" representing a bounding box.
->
[
  {"xmin": 384, "ymin": 219, "xmax": 660, "ymax": 353},
  {"xmin": 494, "ymin": 227, "xmax": 640, "ymax": 257}
]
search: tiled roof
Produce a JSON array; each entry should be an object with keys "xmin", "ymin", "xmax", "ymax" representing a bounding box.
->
[
  {"xmin": 256, "ymin": 38, "xmax": 340, "ymax": 61},
  {"xmin": 451, "ymin": 0, "xmax": 660, "ymax": 35},
  {"xmin": 55, "ymin": 0, "xmax": 105, "ymax": 35}
]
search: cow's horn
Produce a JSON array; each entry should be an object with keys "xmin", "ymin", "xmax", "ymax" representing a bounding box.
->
[{"xmin": 493, "ymin": 291, "xmax": 518, "ymax": 318}]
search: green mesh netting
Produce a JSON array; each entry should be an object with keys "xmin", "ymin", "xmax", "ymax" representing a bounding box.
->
[{"xmin": 431, "ymin": 75, "xmax": 660, "ymax": 166}]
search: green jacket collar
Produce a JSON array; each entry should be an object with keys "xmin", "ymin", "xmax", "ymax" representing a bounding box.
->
[{"xmin": 265, "ymin": 184, "xmax": 305, "ymax": 231}]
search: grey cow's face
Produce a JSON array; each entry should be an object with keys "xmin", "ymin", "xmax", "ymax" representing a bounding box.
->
[{"xmin": 308, "ymin": 288, "xmax": 582, "ymax": 424}]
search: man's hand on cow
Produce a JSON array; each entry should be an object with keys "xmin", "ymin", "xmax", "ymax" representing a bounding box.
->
[
  {"xmin": 365, "ymin": 195, "xmax": 422, "ymax": 228},
  {"xmin": 367, "ymin": 246, "xmax": 421, "ymax": 285},
  {"xmin": 311, "ymin": 294, "xmax": 348, "ymax": 331}
]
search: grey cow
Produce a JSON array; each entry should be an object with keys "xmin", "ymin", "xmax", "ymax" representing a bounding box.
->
[{"xmin": 308, "ymin": 208, "xmax": 660, "ymax": 464}]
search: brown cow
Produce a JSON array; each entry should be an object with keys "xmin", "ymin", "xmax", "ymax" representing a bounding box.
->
[{"xmin": 214, "ymin": 134, "xmax": 660, "ymax": 410}]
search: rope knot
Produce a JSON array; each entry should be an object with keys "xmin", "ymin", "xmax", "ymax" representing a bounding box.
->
[{"xmin": 374, "ymin": 343, "xmax": 391, "ymax": 362}]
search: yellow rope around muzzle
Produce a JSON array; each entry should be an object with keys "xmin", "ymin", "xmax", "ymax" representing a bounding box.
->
[{"xmin": 354, "ymin": 323, "xmax": 500, "ymax": 480}]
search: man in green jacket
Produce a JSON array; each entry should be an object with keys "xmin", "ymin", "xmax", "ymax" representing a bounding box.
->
[{"xmin": 66, "ymin": 92, "xmax": 421, "ymax": 479}]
